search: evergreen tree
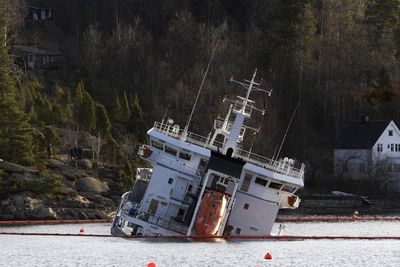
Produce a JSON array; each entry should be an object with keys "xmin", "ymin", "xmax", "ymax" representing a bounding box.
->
[
  {"xmin": 120, "ymin": 91, "xmax": 131, "ymax": 123},
  {"xmin": 127, "ymin": 93, "xmax": 147, "ymax": 142},
  {"xmin": 78, "ymin": 90, "xmax": 97, "ymax": 131},
  {"xmin": 0, "ymin": 5, "xmax": 34, "ymax": 164},
  {"xmin": 112, "ymin": 94, "xmax": 122, "ymax": 122},
  {"xmin": 95, "ymin": 103, "xmax": 111, "ymax": 136}
]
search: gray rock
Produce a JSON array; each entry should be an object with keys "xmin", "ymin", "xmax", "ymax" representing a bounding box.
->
[
  {"xmin": 62, "ymin": 176, "xmax": 75, "ymax": 188},
  {"xmin": 11, "ymin": 173, "xmax": 35, "ymax": 183},
  {"xmin": 78, "ymin": 159, "xmax": 93, "ymax": 170},
  {"xmin": 1, "ymin": 199, "xmax": 11, "ymax": 206},
  {"xmin": 76, "ymin": 177, "xmax": 110, "ymax": 194},
  {"xmin": 0, "ymin": 161, "xmax": 38, "ymax": 174},
  {"xmin": 0, "ymin": 214, "xmax": 14, "ymax": 220},
  {"xmin": 6, "ymin": 204, "xmax": 17, "ymax": 214},
  {"xmin": 12, "ymin": 195, "xmax": 25, "ymax": 211},
  {"xmin": 47, "ymin": 159, "xmax": 66, "ymax": 169},
  {"xmin": 33, "ymin": 207, "xmax": 59, "ymax": 220}
]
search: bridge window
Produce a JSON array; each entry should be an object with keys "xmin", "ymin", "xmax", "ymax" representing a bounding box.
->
[
  {"xmin": 268, "ymin": 181, "xmax": 282, "ymax": 190},
  {"xmin": 241, "ymin": 173, "xmax": 252, "ymax": 192},
  {"xmin": 254, "ymin": 177, "xmax": 268, "ymax": 187},
  {"xmin": 282, "ymin": 185, "xmax": 296, "ymax": 193},
  {"xmin": 151, "ymin": 140, "xmax": 164, "ymax": 150},
  {"xmin": 179, "ymin": 151, "xmax": 191, "ymax": 161},
  {"xmin": 165, "ymin": 146, "xmax": 177, "ymax": 156},
  {"xmin": 244, "ymin": 203, "xmax": 249, "ymax": 210},
  {"xmin": 168, "ymin": 178, "xmax": 174, "ymax": 184}
]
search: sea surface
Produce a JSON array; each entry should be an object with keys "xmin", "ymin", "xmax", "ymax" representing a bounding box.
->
[{"xmin": 1, "ymin": 221, "xmax": 399, "ymax": 266}]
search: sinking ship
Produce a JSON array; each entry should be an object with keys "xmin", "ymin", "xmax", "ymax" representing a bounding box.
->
[{"xmin": 111, "ymin": 69, "xmax": 304, "ymax": 237}]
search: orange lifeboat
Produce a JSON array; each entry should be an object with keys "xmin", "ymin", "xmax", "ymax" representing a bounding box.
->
[{"xmin": 194, "ymin": 190, "xmax": 228, "ymax": 236}]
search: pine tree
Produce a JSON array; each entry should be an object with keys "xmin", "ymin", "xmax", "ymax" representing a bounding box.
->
[
  {"xmin": 95, "ymin": 103, "xmax": 111, "ymax": 136},
  {"xmin": 112, "ymin": 94, "xmax": 122, "ymax": 122},
  {"xmin": 127, "ymin": 93, "xmax": 147, "ymax": 142},
  {"xmin": 120, "ymin": 91, "xmax": 131, "ymax": 123},
  {"xmin": 0, "ymin": 5, "xmax": 34, "ymax": 164},
  {"xmin": 78, "ymin": 90, "xmax": 96, "ymax": 131}
]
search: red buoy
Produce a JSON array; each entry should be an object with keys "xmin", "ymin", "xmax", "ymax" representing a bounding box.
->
[
  {"xmin": 79, "ymin": 228, "xmax": 85, "ymax": 233},
  {"xmin": 147, "ymin": 262, "xmax": 157, "ymax": 267},
  {"xmin": 264, "ymin": 253, "xmax": 272, "ymax": 260}
]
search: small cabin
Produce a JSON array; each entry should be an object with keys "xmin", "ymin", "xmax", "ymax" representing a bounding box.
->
[
  {"xmin": 27, "ymin": 6, "xmax": 55, "ymax": 22},
  {"xmin": 12, "ymin": 45, "xmax": 62, "ymax": 71}
]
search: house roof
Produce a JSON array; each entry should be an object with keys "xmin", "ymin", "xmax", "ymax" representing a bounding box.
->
[
  {"xmin": 335, "ymin": 120, "xmax": 391, "ymax": 149},
  {"xmin": 13, "ymin": 45, "xmax": 61, "ymax": 56}
]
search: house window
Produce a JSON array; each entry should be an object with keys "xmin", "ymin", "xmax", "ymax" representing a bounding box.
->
[
  {"xmin": 359, "ymin": 163, "xmax": 365, "ymax": 173},
  {"xmin": 396, "ymin": 144, "xmax": 400, "ymax": 152},
  {"xmin": 168, "ymin": 178, "xmax": 173, "ymax": 184},
  {"xmin": 389, "ymin": 130, "xmax": 393, "ymax": 136},
  {"xmin": 336, "ymin": 163, "xmax": 342, "ymax": 173},
  {"xmin": 391, "ymin": 144, "xmax": 394, "ymax": 152},
  {"xmin": 394, "ymin": 164, "xmax": 400, "ymax": 173},
  {"xmin": 235, "ymin": 228, "xmax": 241, "ymax": 235},
  {"xmin": 254, "ymin": 177, "xmax": 268, "ymax": 187},
  {"xmin": 244, "ymin": 203, "xmax": 249, "ymax": 210},
  {"xmin": 377, "ymin": 144, "xmax": 383, "ymax": 152},
  {"xmin": 388, "ymin": 164, "xmax": 393, "ymax": 172}
]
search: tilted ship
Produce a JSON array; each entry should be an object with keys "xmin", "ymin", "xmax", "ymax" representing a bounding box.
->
[{"xmin": 111, "ymin": 69, "xmax": 304, "ymax": 237}]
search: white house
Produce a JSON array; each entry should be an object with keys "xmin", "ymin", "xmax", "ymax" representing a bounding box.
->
[{"xmin": 334, "ymin": 117, "xmax": 400, "ymax": 192}]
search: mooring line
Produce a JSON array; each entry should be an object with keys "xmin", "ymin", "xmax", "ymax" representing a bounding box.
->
[
  {"xmin": 275, "ymin": 216, "xmax": 400, "ymax": 223},
  {"xmin": 0, "ymin": 219, "xmax": 112, "ymax": 226},
  {"xmin": 1, "ymin": 232, "xmax": 400, "ymax": 240},
  {"xmin": 0, "ymin": 216, "xmax": 399, "ymax": 227}
]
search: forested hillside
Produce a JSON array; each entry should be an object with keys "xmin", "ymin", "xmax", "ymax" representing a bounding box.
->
[{"xmin": 2, "ymin": 0, "xmax": 400, "ymax": 191}]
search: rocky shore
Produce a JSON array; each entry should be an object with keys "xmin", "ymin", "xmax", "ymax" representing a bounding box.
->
[{"xmin": 0, "ymin": 157, "xmax": 126, "ymax": 220}]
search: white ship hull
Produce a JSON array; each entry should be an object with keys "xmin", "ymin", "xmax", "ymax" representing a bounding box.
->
[{"xmin": 111, "ymin": 70, "xmax": 304, "ymax": 238}]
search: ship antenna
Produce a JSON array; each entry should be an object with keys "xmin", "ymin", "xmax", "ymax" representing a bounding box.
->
[
  {"xmin": 273, "ymin": 103, "xmax": 299, "ymax": 161},
  {"xmin": 273, "ymin": 60, "xmax": 303, "ymax": 160},
  {"xmin": 182, "ymin": 36, "xmax": 221, "ymax": 140}
]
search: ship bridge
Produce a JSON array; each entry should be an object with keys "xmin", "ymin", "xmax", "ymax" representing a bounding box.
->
[{"xmin": 147, "ymin": 121, "xmax": 305, "ymax": 182}]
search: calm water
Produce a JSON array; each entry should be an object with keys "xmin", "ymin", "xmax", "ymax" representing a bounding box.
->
[{"xmin": 1, "ymin": 222, "xmax": 399, "ymax": 266}]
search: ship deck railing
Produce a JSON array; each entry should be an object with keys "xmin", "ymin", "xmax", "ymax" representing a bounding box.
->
[{"xmin": 152, "ymin": 121, "xmax": 305, "ymax": 180}]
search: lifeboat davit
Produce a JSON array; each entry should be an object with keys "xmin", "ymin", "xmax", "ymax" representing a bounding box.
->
[{"xmin": 194, "ymin": 190, "xmax": 228, "ymax": 236}]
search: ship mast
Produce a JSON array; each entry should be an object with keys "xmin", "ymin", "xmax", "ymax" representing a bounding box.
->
[{"xmin": 221, "ymin": 69, "xmax": 271, "ymax": 155}]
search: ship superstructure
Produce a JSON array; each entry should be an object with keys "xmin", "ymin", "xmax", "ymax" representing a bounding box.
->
[{"xmin": 111, "ymin": 69, "xmax": 304, "ymax": 237}]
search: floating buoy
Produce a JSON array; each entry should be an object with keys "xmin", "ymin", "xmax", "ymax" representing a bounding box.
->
[
  {"xmin": 79, "ymin": 228, "xmax": 85, "ymax": 233},
  {"xmin": 147, "ymin": 262, "xmax": 157, "ymax": 267},
  {"xmin": 264, "ymin": 253, "xmax": 272, "ymax": 260}
]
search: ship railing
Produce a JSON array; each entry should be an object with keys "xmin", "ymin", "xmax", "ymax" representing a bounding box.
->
[
  {"xmin": 214, "ymin": 119, "xmax": 233, "ymax": 132},
  {"xmin": 135, "ymin": 209, "xmax": 188, "ymax": 234},
  {"xmin": 235, "ymin": 148, "xmax": 305, "ymax": 180},
  {"xmin": 232, "ymin": 101, "xmax": 253, "ymax": 116},
  {"xmin": 153, "ymin": 121, "xmax": 211, "ymax": 148},
  {"xmin": 152, "ymin": 121, "xmax": 305, "ymax": 180},
  {"xmin": 139, "ymin": 144, "xmax": 203, "ymax": 184}
]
